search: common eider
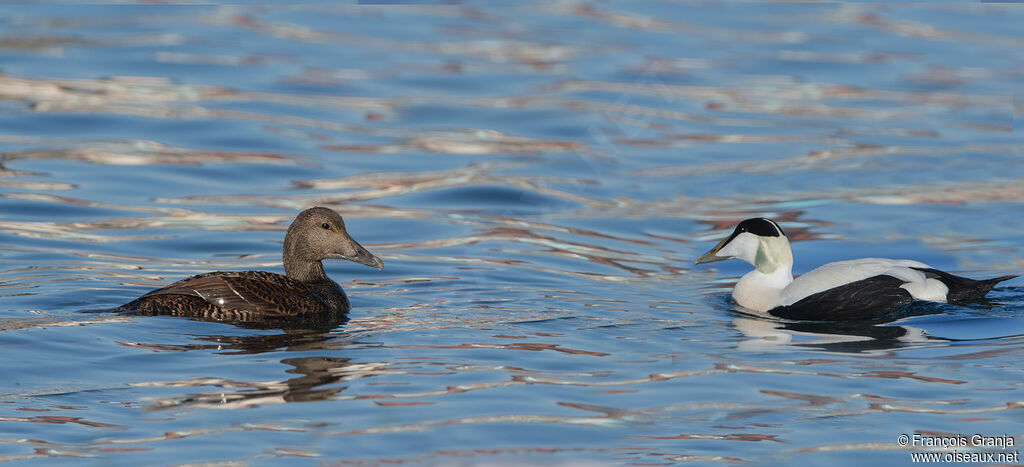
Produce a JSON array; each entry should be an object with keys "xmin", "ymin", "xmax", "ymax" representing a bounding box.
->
[
  {"xmin": 694, "ymin": 218, "xmax": 1016, "ymax": 321},
  {"xmin": 118, "ymin": 207, "xmax": 383, "ymax": 321}
]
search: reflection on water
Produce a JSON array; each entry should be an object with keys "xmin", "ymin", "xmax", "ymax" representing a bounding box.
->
[
  {"xmin": 137, "ymin": 355, "xmax": 371, "ymax": 409},
  {"xmin": 732, "ymin": 316, "xmax": 932, "ymax": 353},
  {"xmin": 1, "ymin": 2, "xmax": 1023, "ymax": 465}
]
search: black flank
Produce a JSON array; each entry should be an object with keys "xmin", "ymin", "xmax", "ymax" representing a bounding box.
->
[{"xmin": 769, "ymin": 275, "xmax": 914, "ymax": 321}]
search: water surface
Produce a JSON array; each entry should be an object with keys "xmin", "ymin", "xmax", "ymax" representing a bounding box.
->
[{"xmin": 1, "ymin": 3, "xmax": 1023, "ymax": 465}]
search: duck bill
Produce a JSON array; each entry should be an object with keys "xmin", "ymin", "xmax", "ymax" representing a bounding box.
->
[
  {"xmin": 694, "ymin": 236, "xmax": 732, "ymax": 265},
  {"xmin": 333, "ymin": 238, "xmax": 384, "ymax": 269}
]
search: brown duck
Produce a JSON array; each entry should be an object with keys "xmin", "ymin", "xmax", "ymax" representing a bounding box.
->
[{"xmin": 118, "ymin": 207, "xmax": 383, "ymax": 321}]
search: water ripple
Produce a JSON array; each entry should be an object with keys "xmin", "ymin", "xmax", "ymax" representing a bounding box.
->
[{"xmin": 1, "ymin": 2, "xmax": 1022, "ymax": 465}]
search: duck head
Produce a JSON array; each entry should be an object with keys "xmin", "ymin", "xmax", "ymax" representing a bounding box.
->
[
  {"xmin": 694, "ymin": 218, "xmax": 792, "ymax": 274},
  {"xmin": 283, "ymin": 207, "xmax": 383, "ymax": 281}
]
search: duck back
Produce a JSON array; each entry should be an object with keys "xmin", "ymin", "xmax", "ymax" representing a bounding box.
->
[{"xmin": 118, "ymin": 270, "xmax": 349, "ymax": 319}]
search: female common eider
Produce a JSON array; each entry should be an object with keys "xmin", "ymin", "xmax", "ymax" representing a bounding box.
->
[
  {"xmin": 118, "ymin": 207, "xmax": 383, "ymax": 321},
  {"xmin": 694, "ymin": 218, "xmax": 1015, "ymax": 321}
]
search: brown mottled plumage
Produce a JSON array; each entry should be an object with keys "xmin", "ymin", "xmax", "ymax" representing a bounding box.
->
[{"xmin": 118, "ymin": 207, "xmax": 383, "ymax": 322}]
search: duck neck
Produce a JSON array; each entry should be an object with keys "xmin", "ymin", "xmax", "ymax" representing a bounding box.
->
[
  {"xmin": 284, "ymin": 256, "xmax": 331, "ymax": 284},
  {"xmin": 732, "ymin": 262, "xmax": 793, "ymax": 312},
  {"xmin": 283, "ymin": 226, "xmax": 333, "ymax": 284}
]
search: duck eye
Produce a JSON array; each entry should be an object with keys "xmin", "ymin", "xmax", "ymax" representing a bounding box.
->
[{"xmin": 321, "ymin": 222, "xmax": 331, "ymax": 230}]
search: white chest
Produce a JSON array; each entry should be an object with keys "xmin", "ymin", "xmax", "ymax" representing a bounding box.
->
[{"xmin": 732, "ymin": 268, "xmax": 793, "ymax": 312}]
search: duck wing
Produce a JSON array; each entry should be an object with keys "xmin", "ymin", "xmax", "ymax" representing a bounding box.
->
[
  {"xmin": 126, "ymin": 271, "xmax": 330, "ymax": 316},
  {"xmin": 770, "ymin": 274, "xmax": 914, "ymax": 321}
]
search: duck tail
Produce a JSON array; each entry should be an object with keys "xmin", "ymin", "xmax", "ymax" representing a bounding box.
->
[
  {"xmin": 974, "ymin": 274, "xmax": 1019, "ymax": 296},
  {"xmin": 913, "ymin": 268, "xmax": 1017, "ymax": 303}
]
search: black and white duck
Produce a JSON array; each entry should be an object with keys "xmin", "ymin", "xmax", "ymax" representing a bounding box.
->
[{"xmin": 695, "ymin": 218, "xmax": 1015, "ymax": 320}]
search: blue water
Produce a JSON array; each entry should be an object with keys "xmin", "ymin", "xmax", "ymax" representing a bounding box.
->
[{"xmin": 1, "ymin": 3, "xmax": 1023, "ymax": 465}]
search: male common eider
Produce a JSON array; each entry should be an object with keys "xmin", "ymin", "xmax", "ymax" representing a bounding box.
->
[
  {"xmin": 695, "ymin": 218, "xmax": 1016, "ymax": 320},
  {"xmin": 118, "ymin": 207, "xmax": 383, "ymax": 321}
]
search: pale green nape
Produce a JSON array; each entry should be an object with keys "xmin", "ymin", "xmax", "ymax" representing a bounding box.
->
[{"xmin": 754, "ymin": 236, "xmax": 793, "ymax": 273}]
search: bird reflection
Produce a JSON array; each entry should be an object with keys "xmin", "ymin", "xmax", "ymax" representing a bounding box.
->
[
  {"xmin": 145, "ymin": 355, "xmax": 360, "ymax": 409},
  {"xmin": 731, "ymin": 315, "xmax": 934, "ymax": 353},
  {"xmin": 722, "ymin": 298, "xmax": 953, "ymax": 353},
  {"xmin": 122, "ymin": 314, "xmax": 384, "ymax": 408},
  {"xmin": 279, "ymin": 356, "xmax": 354, "ymax": 402},
  {"xmin": 183, "ymin": 322, "xmax": 346, "ymax": 354}
]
